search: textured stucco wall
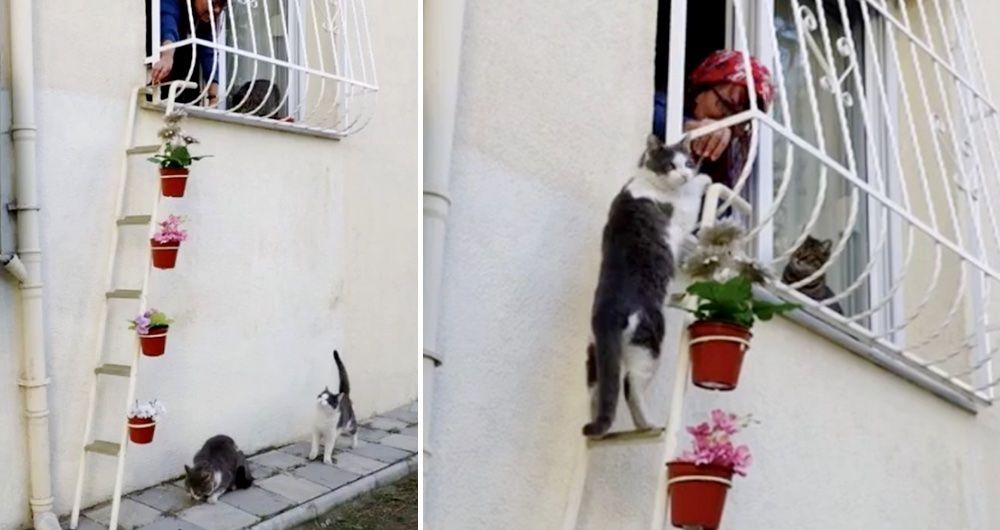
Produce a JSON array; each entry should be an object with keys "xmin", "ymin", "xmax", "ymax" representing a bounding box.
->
[
  {"xmin": 0, "ymin": 1, "xmax": 416, "ymax": 527},
  {"xmin": 427, "ymin": 1, "xmax": 1000, "ymax": 529}
]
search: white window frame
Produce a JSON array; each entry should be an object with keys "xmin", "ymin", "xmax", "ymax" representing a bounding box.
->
[{"xmin": 745, "ymin": 0, "xmax": 905, "ymax": 340}]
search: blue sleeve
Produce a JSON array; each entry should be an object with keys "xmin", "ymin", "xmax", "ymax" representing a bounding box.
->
[
  {"xmin": 196, "ymin": 23, "xmax": 221, "ymax": 83},
  {"xmin": 160, "ymin": 0, "xmax": 181, "ymax": 43}
]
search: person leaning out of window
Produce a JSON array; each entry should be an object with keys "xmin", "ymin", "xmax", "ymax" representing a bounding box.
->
[
  {"xmin": 653, "ymin": 50, "xmax": 775, "ymax": 188},
  {"xmin": 149, "ymin": 0, "xmax": 225, "ymax": 106}
]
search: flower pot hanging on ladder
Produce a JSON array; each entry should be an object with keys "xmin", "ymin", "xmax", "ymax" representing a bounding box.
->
[
  {"xmin": 159, "ymin": 167, "xmax": 189, "ymax": 197},
  {"xmin": 150, "ymin": 215, "xmax": 188, "ymax": 270},
  {"xmin": 667, "ymin": 410, "xmax": 755, "ymax": 530},
  {"xmin": 147, "ymin": 110, "xmax": 211, "ymax": 198},
  {"xmin": 128, "ymin": 309, "xmax": 174, "ymax": 357},
  {"xmin": 688, "ymin": 320, "xmax": 752, "ymax": 390},
  {"xmin": 127, "ymin": 399, "xmax": 166, "ymax": 444},
  {"xmin": 675, "ymin": 221, "xmax": 799, "ymax": 390}
]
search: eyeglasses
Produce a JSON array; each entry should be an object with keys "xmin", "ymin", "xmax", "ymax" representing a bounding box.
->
[{"xmin": 712, "ymin": 87, "xmax": 747, "ymax": 116}]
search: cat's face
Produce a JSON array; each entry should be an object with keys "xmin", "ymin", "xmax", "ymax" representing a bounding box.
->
[
  {"xmin": 641, "ymin": 134, "xmax": 699, "ymax": 187},
  {"xmin": 789, "ymin": 236, "xmax": 833, "ymax": 273},
  {"xmin": 317, "ymin": 387, "xmax": 341, "ymax": 411},
  {"xmin": 184, "ymin": 464, "xmax": 218, "ymax": 501}
]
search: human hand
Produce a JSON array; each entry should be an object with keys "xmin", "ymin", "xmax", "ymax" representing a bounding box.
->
[
  {"xmin": 686, "ymin": 119, "xmax": 733, "ymax": 162},
  {"xmin": 150, "ymin": 48, "xmax": 175, "ymax": 84},
  {"xmin": 207, "ymin": 83, "xmax": 220, "ymax": 107}
]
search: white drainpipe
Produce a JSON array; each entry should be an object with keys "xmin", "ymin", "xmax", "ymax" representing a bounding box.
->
[
  {"xmin": 7, "ymin": 1, "xmax": 59, "ymax": 529},
  {"xmin": 423, "ymin": 0, "xmax": 467, "ymax": 463}
]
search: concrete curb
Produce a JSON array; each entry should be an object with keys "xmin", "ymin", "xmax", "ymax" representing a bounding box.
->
[{"xmin": 246, "ymin": 456, "xmax": 417, "ymax": 530}]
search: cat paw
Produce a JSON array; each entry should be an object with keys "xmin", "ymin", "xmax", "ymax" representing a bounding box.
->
[
  {"xmin": 581, "ymin": 418, "xmax": 612, "ymax": 437},
  {"xmin": 308, "ymin": 451, "xmax": 319, "ymax": 460},
  {"xmin": 323, "ymin": 457, "xmax": 337, "ymax": 465}
]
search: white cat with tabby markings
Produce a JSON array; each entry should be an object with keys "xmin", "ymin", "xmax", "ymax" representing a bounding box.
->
[{"xmin": 310, "ymin": 350, "xmax": 359, "ymax": 465}]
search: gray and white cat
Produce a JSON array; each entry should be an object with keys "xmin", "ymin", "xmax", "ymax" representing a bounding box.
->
[
  {"xmin": 583, "ymin": 134, "xmax": 709, "ymax": 437},
  {"xmin": 782, "ymin": 236, "xmax": 843, "ymax": 314},
  {"xmin": 184, "ymin": 435, "xmax": 254, "ymax": 503},
  {"xmin": 309, "ymin": 350, "xmax": 359, "ymax": 465}
]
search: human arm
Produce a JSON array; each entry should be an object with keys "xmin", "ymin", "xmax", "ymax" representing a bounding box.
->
[
  {"xmin": 151, "ymin": 0, "xmax": 182, "ymax": 83},
  {"xmin": 684, "ymin": 118, "xmax": 732, "ymax": 162}
]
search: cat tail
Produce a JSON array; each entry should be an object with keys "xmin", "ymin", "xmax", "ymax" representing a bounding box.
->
[
  {"xmin": 234, "ymin": 450, "xmax": 254, "ymax": 489},
  {"xmin": 333, "ymin": 350, "xmax": 350, "ymax": 395},
  {"xmin": 582, "ymin": 315, "xmax": 622, "ymax": 437}
]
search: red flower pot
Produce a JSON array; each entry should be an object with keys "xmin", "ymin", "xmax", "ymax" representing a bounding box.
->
[
  {"xmin": 127, "ymin": 416, "xmax": 157, "ymax": 444},
  {"xmin": 666, "ymin": 462, "xmax": 734, "ymax": 529},
  {"xmin": 688, "ymin": 321, "xmax": 752, "ymax": 391},
  {"xmin": 160, "ymin": 167, "xmax": 189, "ymax": 197},
  {"xmin": 138, "ymin": 325, "xmax": 169, "ymax": 357},
  {"xmin": 150, "ymin": 239, "xmax": 181, "ymax": 269}
]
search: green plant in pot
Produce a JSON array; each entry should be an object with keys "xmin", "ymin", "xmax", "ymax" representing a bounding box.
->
[
  {"xmin": 147, "ymin": 110, "xmax": 211, "ymax": 197},
  {"xmin": 674, "ymin": 220, "xmax": 798, "ymax": 390}
]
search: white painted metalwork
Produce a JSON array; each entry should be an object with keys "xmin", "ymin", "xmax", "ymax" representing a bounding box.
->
[
  {"xmin": 672, "ymin": 0, "xmax": 1000, "ymax": 405},
  {"xmin": 69, "ymin": 81, "xmax": 195, "ymax": 530},
  {"xmin": 146, "ymin": 0, "xmax": 378, "ymax": 138}
]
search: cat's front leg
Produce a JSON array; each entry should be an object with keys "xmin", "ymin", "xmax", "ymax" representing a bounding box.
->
[
  {"xmin": 351, "ymin": 431, "xmax": 358, "ymax": 449},
  {"xmin": 323, "ymin": 428, "xmax": 340, "ymax": 465},
  {"xmin": 308, "ymin": 430, "xmax": 320, "ymax": 460},
  {"xmin": 207, "ymin": 490, "xmax": 222, "ymax": 504}
]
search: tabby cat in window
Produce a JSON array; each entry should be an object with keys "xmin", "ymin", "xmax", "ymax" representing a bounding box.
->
[{"xmin": 781, "ymin": 236, "xmax": 843, "ymax": 315}]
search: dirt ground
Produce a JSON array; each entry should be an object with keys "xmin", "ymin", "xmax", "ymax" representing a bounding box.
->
[{"xmin": 288, "ymin": 473, "xmax": 417, "ymax": 530}]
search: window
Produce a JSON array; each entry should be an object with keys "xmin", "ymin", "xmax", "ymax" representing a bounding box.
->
[
  {"xmin": 144, "ymin": 0, "xmax": 378, "ymax": 137},
  {"xmin": 663, "ymin": 0, "xmax": 1000, "ymax": 402},
  {"xmin": 223, "ymin": 0, "xmax": 295, "ymax": 119}
]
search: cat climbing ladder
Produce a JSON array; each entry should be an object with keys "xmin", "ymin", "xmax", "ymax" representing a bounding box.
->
[
  {"xmin": 562, "ymin": 183, "xmax": 753, "ymax": 530},
  {"xmin": 69, "ymin": 81, "xmax": 196, "ymax": 530}
]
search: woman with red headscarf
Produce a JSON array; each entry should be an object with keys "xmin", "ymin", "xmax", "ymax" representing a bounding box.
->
[{"xmin": 653, "ymin": 50, "xmax": 775, "ymax": 188}]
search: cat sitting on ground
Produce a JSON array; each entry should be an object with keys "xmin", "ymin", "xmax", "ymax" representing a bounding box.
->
[
  {"xmin": 184, "ymin": 435, "xmax": 254, "ymax": 503},
  {"xmin": 583, "ymin": 134, "xmax": 710, "ymax": 437},
  {"xmin": 310, "ymin": 350, "xmax": 359, "ymax": 465},
  {"xmin": 781, "ymin": 236, "xmax": 843, "ymax": 314}
]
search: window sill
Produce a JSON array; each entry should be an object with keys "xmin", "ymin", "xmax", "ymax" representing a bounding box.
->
[
  {"xmin": 752, "ymin": 285, "xmax": 984, "ymax": 413},
  {"xmin": 139, "ymin": 100, "xmax": 343, "ymax": 142}
]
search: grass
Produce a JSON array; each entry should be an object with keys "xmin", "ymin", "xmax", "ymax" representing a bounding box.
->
[{"xmin": 289, "ymin": 473, "xmax": 417, "ymax": 530}]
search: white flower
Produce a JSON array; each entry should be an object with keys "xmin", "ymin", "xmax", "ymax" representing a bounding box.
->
[{"xmin": 129, "ymin": 399, "xmax": 166, "ymax": 420}]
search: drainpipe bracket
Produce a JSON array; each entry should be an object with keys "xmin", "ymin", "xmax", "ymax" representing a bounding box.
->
[
  {"xmin": 17, "ymin": 377, "xmax": 51, "ymax": 389},
  {"xmin": 423, "ymin": 348, "xmax": 443, "ymax": 367},
  {"xmin": 6, "ymin": 202, "xmax": 40, "ymax": 212},
  {"xmin": 423, "ymin": 190, "xmax": 452, "ymax": 206},
  {"xmin": 28, "ymin": 496, "xmax": 54, "ymax": 509}
]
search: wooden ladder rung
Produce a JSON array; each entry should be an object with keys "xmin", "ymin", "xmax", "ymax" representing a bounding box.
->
[
  {"xmin": 116, "ymin": 215, "xmax": 152, "ymax": 226},
  {"xmin": 94, "ymin": 364, "xmax": 131, "ymax": 377},
  {"xmin": 84, "ymin": 440, "xmax": 122, "ymax": 456},
  {"xmin": 586, "ymin": 427, "xmax": 666, "ymax": 447},
  {"xmin": 126, "ymin": 144, "xmax": 160, "ymax": 155},
  {"xmin": 105, "ymin": 289, "xmax": 142, "ymax": 299}
]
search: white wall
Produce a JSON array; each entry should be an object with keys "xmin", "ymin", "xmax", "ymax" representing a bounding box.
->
[
  {"xmin": 427, "ymin": 0, "xmax": 1000, "ymax": 528},
  {"xmin": 0, "ymin": 0, "xmax": 416, "ymax": 527}
]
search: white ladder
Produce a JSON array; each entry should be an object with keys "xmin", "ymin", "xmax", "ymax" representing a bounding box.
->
[
  {"xmin": 562, "ymin": 184, "xmax": 753, "ymax": 530},
  {"xmin": 70, "ymin": 81, "xmax": 195, "ymax": 530}
]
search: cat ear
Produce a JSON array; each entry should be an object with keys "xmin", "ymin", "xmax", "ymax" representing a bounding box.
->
[
  {"xmin": 184, "ymin": 465, "xmax": 191, "ymax": 475},
  {"xmin": 646, "ymin": 133, "xmax": 663, "ymax": 152},
  {"xmin": 821, "ymin": 239, "xmax": 833, "ymax": 252}
]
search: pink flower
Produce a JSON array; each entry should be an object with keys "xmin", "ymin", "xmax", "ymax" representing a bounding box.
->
[
  {"xmin": 711, "ymin": 409, "xmax": 739, "ymax": 435},
  {"xmin": 153, "ymin": 215, "xmax": 188, "ymax": 244},
  {"xmin": 677, "ymin": 410, "xmax": 754, "ymax": 475}
]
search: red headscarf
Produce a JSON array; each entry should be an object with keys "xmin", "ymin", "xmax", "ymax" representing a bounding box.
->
[{"xmin": 689, "ymin": 50, "xmax": 775, "ymax": 111}]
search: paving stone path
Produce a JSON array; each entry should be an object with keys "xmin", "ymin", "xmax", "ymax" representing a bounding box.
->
[{"xmin": 65, "ymin": 402, "xmax": 418, "ymax": 530}]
